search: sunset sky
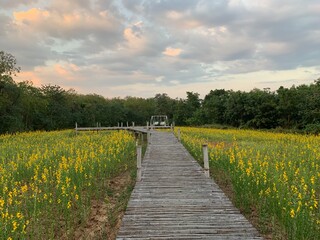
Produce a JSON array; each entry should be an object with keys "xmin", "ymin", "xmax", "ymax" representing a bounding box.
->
[{"xmin": 1, "ymin": 0, "xmax": 319, "ymax": 98}]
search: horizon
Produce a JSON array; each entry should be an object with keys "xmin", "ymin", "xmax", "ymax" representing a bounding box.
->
[
  {"xmin": 10, "ymin": 76, "xmax": 320, "ymax": 101},
  {"xmin": 1, "ymin": 0, "xmax": 319, "ymax": 99}
]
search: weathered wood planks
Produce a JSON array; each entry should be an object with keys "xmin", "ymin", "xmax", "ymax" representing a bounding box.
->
[
  {"xmin": 117, "ymin": 131, "xmax": 264, "ymax": 239},
  {"xmin": 75, "ymin": 126, "xmax": 170, "ymax": 134},
  {"xmin": 75, "ymin": 126, "xmax": 149, "ymax": 134}
]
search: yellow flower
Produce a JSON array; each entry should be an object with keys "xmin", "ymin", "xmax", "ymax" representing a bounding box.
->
[
  {"xmin": 0, "ymin": 198, "xmax": 4, "ymax": 208},
  {"xmin": 290, "ymin": 208, "xmax": 295, "ymax": 218},
  {"xmin": 265, "ymin": 187, "xmax": 271, "ymax": 196},
  {"xmin": 12, "ymin": 221, "xmax": 18, "ymax": 232},
  {"xmin": 310, "ymin": 176, "xmax": 315, "ymax": 185},
  {"xmin": 16, "ymin": 212, "xmax": 23, "ymax": 219},
  {"xmin": 21, "ymin": 184, "xmax": 28, "ymax": 193},
  {"xmin": 283, "ymin": 172, "xmax": 288, "ymax": 182}
]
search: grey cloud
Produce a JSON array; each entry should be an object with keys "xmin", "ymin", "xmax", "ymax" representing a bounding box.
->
[
  {"xmin": 140, "ymin": 0, "xmax": 319, "ymax": 74},
  {"xmin": 224, "ymin": 2, "xmax": 320, "ymax": 70},
  {"xmin": 35, "ymin": 14, "xmax": 122, "ymax": 42},
  {"xmin": 0, "ymin": 0, "xmax": 40, "ymax": 9},
  {"xmin": 119, "ymin": 0, "xmax": 259, "ymax": 73},
  {"xmin": 145, "ymin": 0, "xmax": 197, "ymax": 12},
  {"xmin": 1, "ymin": 0, "xmax": 319, "ymax": 96},
  {"xmin": 4, "ymin": 38, "xmax": 53, "ymax": 70},
  {"xmin": 49, "ymin": 0, "xmax": 93, "ymax": 12},
  {"xmin": 259, "ymin": 79, "xmax": 297, "ymax": 85},
  {"xmin": 0, "ymin": 14, "xmax": 10, "ymax": 36},
  {"xmin": 0, "ymin": 15, "xmax": 52, "ymax": 70},
  {"xmin": 120, "ymin": 0, "xmax": 145, "ymax": 13},
  {"xmin": 10, "ymin": 0, "xmax": 126, "ymax": 65},
  {"xmin": 192, "ymin": 0, "xmax": 237, "ymax": 26}
]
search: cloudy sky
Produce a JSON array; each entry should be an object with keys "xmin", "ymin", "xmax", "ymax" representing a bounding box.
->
[{"xmin": 1, "ymin": 0, "xmax": 320, "ymax": 98}]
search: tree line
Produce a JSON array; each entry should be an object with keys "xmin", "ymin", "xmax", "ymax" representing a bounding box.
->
[{"xmin": 1, "ymin": 51, "xmax": 320, "ymax": 134}]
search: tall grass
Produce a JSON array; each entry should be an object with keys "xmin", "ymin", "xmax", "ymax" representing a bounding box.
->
[
  {"xmin": 177, "ymin": 127, "xmax": 320, "ymax": 239},
  {"xmin": 0, "ymin": 130, "xmax": 136, "ymax": 239}
]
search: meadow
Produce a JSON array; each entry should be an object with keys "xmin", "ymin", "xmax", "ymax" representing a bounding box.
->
[
  {"xmin": 0, "ymin": 130, "xmax": 136, "ymax": 239},
  {"xmin": 176, "ymin": 127, "xmax": 320, "ymax": 239}
]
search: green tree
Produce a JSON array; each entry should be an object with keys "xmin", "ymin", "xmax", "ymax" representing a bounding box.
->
[
  {"xmin": 0, "ymin": 77, "xmax": 24, "ymax": 132},
  {"xmin": 154, "ymin": 93, "xmax": 176, "ymax": 123},
  {"xmin": 244, "ymin": 89, "xmax": 278, "ymax": 129},
  {"xmin": 276, "ymin": 86, "xmax": 300, "ymax": 128},
  {"xmin": 40, "ymin": 85, "xmax": 71, "ymax": 130},
  {"xmin": 124, "ymin": 97, "xmax": 155, "ymax": 125},
  {"xmin": 224, "ymin": 91, "xmax": 246, "ymax": 127},
  {"xmin": 154, "ymin": 93, "xmax": 170, "ymax": 114},
  {"xmin": 173, "ymin": 92, "xmax": 202, "ymax": 126},
  {"xmin": 0, "ymin": 51, "xmax": 23, "ymax": 132},
  {"xmin": 294, "ymin": 80, "xmax": 320, "ymax": 126},
  {"xmin": 17, "ymin": 81, "xmax": 47, "ymax": 130},
  {"xmin": 109, "ymin": 98, "xmax": 127, "ymax": 126},
  {"xmin": 203, "ymin": 89, "xmax": 229, "ymax": 125},
  {"xmin": 0, "ymin": 51, "xmax": 20, "ymax": 76}
]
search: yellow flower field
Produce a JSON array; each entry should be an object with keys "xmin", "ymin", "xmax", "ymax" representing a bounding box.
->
[
  {"xmin": 177, "ymin": 127, "xmax": 320, "ymax": 239},
  {"xmin": 0, "ymin": 130, "xmax": 136, "ymax": 239}
]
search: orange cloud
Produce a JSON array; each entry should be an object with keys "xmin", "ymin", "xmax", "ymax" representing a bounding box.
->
[
  {"xmin": 13, "ymin": 8, "xmax": 117, "ymax": 35},
  {"xmin": 14, "ymin": 8, "xmax": 50, "ymax": 24},
  {"xmin": 163, "ymin": 47, "xmax": 182, "ymax": 57},
  {"xmin": 14, "ymin": 62, "xmax": 81, "ymax": 88},
  {"xmin": 15, "ymin": 71, "xmax": 43, "ymax": 86},
  {"xmin": 123, "ymin": 25, "xmax": 147, "ymax": 52},
  {"xmin": 54, "ymin": 64, "xmax": 68, "ymax": 76},
  {"xmin": 54, "ymin": 63, "xmax": 80, "ymax": 81},
  {"xmin": 166, "ymin": 10, "xmax": 201, "ymax": 29}
]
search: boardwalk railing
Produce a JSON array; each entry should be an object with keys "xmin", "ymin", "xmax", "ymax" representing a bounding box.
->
[
  {"xmin": 74, "ymin": 122, "xmax": 171, "ymax": 134},
  {"xmin": 136, "ymin": 145, "xmax": 142, "ymax": 182},
  {"xmin": 75, "ymin": 126, "xmax": 262, "ymax": 238},
  {"xmin": 116, "ymin": 131, "xmax": 263, "ymax": 239}
]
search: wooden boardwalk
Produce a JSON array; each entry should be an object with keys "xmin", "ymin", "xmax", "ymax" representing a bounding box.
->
[
  {"xmin": 75, "ymin": 126, "xmax": 170, "ymax": 135},
  {"xmin": 117, "ymin": 131, "xmax": 263, "ymax": 239}
]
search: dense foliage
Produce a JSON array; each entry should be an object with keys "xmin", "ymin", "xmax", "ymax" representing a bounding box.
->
[{"xmin": 1, "ymin": 51, "xmax": 320, "ymax": 134}]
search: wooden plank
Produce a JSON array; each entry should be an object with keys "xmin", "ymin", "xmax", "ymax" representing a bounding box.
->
[
  {"xmin": 75, "ymin": 126, "xmax": 150, "ymax": 134},
  {"xmin": 116, "ymin": 131, "xmax": 264, "ymax": 239},
  {"xmin": 75, "ymin": 126, "xmax": 171, "ymax": 134}
]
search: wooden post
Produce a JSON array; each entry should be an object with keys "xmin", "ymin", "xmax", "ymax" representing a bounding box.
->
[
  {"xmin": 132, "ymin": 122, "xmax": 135, "ymax": 127},
  {"xmin": 202, "ymin": 144, "xmax": 210, "ymax": 178},
  {"xmin": 147, "ymin": 121, "xmax": 149, "ymax": 129},
  {"xmin": 127, "ymin": 121, "xmax": 129, "ymax": 127},
  {"xmin": 178, "ymin": 128, "xmax": 181, "ymax": 142},
  {"xmin": 121, "ymin": 122, "xmax": 123, "ymax": 127},
  {"xmin": 138, "ymin": 132, "xmax": 143, "ymax": 145},
  {"xmin": 147, "ymin": 131, "xmax": 151, "ymax": 145},
  {"xmin": 75, "ymin": 122, "xmax": 78, "ymax": 135},
  {"xmin": 118, "ymin": 122, "xmax": 120, "ymax": 127},
  {"xmin": 137, "ymin": 145, "xmax": 142, "ymax": 182}
]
